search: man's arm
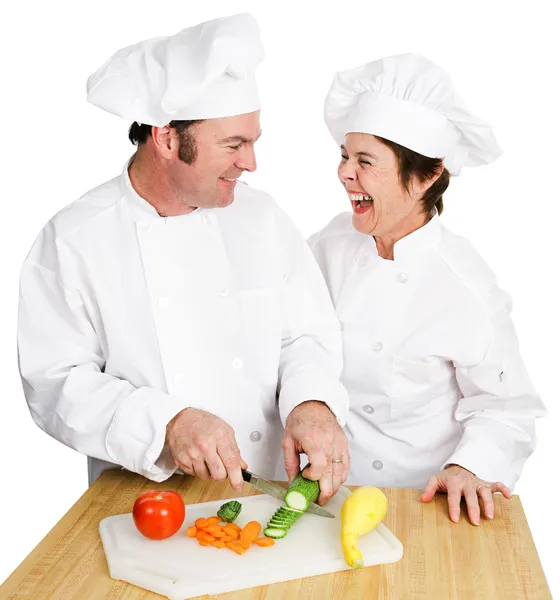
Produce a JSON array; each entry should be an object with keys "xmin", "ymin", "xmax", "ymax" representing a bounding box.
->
[{"xmin": 18, "ymin": 259, "xmax": 186, "ymax": 481}]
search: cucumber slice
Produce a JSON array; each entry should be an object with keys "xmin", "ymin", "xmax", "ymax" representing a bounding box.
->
[
  {"xmin": 276, "ymin": 507, "xmax": 304, "ymax": 519},
  {"xmin": 270, "ymin": 507, "xmax": 302, "ymax": 524},
  {"xmin": 264, "ymin": 527, "xmax": 287, "ymax": 539},
  {"xmin": 268, "ymin": 519, "xmax": 292, "ymax": 528}
]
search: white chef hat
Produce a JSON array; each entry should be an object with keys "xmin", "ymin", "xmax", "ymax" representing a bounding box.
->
[
  {"xmin": 324, "ymin": 53, "xmax": 502, "ymax": 176},
  {"xmin": 86, "ymin": 13, "xmax": 264, "ymax": 127}
]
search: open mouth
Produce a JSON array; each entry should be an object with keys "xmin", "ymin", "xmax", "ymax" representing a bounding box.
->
[{"xmin": 349, "ymin": 193, "xmax": 373, "ymax": 214}]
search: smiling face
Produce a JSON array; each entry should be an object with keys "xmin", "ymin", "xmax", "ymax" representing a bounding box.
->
[
  {"xmin": 168, "ymin": 111, "xmax": 261, "ymax": 209},
  {"xmin": 338, "ymin": 133, "xmax": 428, "ymax": 237}
]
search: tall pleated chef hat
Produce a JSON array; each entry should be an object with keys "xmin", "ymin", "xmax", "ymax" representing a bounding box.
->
[
  {"xmin": 86, "ymin": 13, "xmax": 264, "ymax": 127},
  {"xmin": 324, "ymin": 53, "xmax": 502, "ymax": 176}
]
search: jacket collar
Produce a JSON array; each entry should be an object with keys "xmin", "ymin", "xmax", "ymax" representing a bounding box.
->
[{"xmin": 369, "ymin": 210, "xmax": 442, "ymax": 262}]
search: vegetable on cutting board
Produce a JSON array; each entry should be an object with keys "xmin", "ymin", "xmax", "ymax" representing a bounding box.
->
[
  {"xmin": 132, "ymin": 490, "xmax": 186, "ymax": 540},
  {"xmin": 284, "ymin": 464, "xmax": 320, "ymax": 511},
  {"xmin": 217, "ymin": 500, "xmax": 242, "ymax": 523},
  {"xmin": 340, "ymin": 486, "xmax": 388, "ymax": 568},
  {"xmin": 263, "ymin": 463, "xmax": 318, "ymax": 539},
  {"xmin": 185, "ymin": 505, "xmax": 275, "ymax": 554}
]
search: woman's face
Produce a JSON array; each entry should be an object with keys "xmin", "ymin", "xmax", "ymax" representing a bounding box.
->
[{"xmin": 338, "ymin": 133, "xmax": 425, "ymax": 237}]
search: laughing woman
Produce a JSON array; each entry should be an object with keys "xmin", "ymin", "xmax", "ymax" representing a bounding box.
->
[{"xmin": 309, "ymin": 54, "xmax": 546, "ymax": 525}]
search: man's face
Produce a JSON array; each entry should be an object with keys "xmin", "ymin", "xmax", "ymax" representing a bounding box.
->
[{"xmin": 169, "ymin": 111, "xmax": 261, "ymax": 209}]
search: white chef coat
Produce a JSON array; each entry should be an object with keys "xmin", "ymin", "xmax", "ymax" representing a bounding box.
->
[
  {"xmin": 17, "ymin": 162, "xmax": 349, "ymax": 485},
  {"xmin": 309, "ymin": 211, "xmax": 546, "ymax": 490}
]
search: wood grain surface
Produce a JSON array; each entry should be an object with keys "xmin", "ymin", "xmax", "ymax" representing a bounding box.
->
[{"xmin": 0, "ymin": 469, "xmax": 551, "ymax": 599}]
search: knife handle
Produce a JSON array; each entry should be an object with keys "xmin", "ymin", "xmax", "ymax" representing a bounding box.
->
[{"xmin": 241, "ymin": 469, "xmax": 252, "ymax": 483}]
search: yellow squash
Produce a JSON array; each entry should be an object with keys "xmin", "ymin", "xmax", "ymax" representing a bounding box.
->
[{"xmin": 340, "ymin": 486, "xmax": 388, "ymax": 568}]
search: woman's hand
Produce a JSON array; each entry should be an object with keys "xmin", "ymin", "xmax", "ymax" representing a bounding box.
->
[{"xmin": 420, "ymin": 464, "xmax": 512, "ymax": 525}]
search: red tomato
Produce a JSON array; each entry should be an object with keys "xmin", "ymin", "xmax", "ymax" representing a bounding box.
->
[{"xmin": 132, "ymin": 490, "xmax": 186, "ymax": 540}]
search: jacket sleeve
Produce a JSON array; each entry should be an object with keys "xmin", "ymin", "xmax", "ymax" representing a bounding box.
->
[
  {"xmin": 17, "ymin": 259, "xmax": 186, "ymax": 482},
  {"xmin": 273, "ymin": 208, "xmax": 349, "ymax": 426},
  {"xmin": 445, "ymin": 284, "xmax": 546, "ymax": 488}
]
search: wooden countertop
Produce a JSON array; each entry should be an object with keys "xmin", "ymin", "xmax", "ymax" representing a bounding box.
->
[{"xmin": 0, "ymin": 469, "xmax": 551, "ymax": 599}]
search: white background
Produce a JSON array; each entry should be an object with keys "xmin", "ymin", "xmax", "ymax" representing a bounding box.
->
[{"xmin": 1, "ymin": 0, "xmax": 558, "ymax": 595}]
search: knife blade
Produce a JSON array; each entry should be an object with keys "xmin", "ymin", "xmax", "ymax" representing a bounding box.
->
[{"xmin": 242, "ymin": 469, "xmax": 335, "ymax": 518}]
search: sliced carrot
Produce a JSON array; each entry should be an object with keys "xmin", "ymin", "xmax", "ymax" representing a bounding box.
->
[
  {"xmin": 240, "ymin": 521, "xmax": 262, "ymax": 546},
  {"xmin": 196, "ymin": 531, "xmax": 215, "ymax": 544},
  {"xmin": 254, "ymin": 537, "xmax": 275, "ymax": 547},
  {"xmin": 233, "ymin": 545, "xmax": 246, "ymax": 555},
  {"xmin": 225, "ymin": 523, "xmax": 242, "ymax": 532},
  {"xmin": 212, "ymin": 540, "xmax": 226, "ymax": 549},
  {"xmin": 198, "ymin": 540, "xmax": 211, "ymax": 546},
  {"xmin": 207, "ymin": 516, "xmax": 221, "ymax": 525},
  {"xmin": 239, "ymin": 541, "xmax": 251, "ymax": 550},
  {"xmin": 186, "ymin": 526, "xmax": 198, "ymax": 538},
  {"xmin": 221, "ymin": 535, "xmax": 236, "ymax": 543},
  {"xmin": 208, "ymin": 526, "xmax": 225, "ymax": 537},
  {"xmin": 225, "ymin": 542, "xmax": 237, "ymax": 552},
  {"xmin": 195, "ymin": 518, "xmax": 209, "ymax": 529}
]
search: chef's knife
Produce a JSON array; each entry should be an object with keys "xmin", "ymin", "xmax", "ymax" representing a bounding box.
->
[{"xmin": 241, "ymin": 469, "xmax": 335, "ymax": 518}]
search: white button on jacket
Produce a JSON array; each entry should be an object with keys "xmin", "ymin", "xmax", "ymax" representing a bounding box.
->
[
  {"xmin": 309, "ymin": 212, "xmax": 546, "ymax": 490},
  {"xmin": 17, "ymin": 164, "xmax": 349, "ymax": 485}
]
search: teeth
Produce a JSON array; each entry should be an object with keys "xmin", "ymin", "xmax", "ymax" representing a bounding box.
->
[
  {"xmin": 221, "ymin": 177, "xmax": 237, "ymax": 182},
  {"xmin": 349, "ymin": 193, "xmax": 372, "ymax": 202}
]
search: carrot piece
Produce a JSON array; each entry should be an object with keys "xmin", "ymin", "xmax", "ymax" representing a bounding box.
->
[
  {"xmin": 212, "ymin": 540, "xmax": 226, "ymax": 549},
  {"xmin": 186, "ymin": 526, "xmax": 198, "ymax": 538},
  {"xmin": 240, "ymin": 521, "xmax": 262, "ymax": 545},
  {"xmin": 226, "ymin": 523, "xmax": 242, "ymax": 532},
  {"xmin": 196, "ymin": 531, "xmax": 215, "ymax": 544},
  {"xmin": 239, "ymin": 541, "xmax": 251, "ymax": 550},
  {"xmin": 225, "ymin": 542, "xmax": 237, "ymax": 552},
  {"xmin": 207, "ymin": 516, "xmax": 220, "ymax": 525},
  {"xmin": 221, "ymin": 535, "xmax": 236, "ymax": 543},
  {"xmin": 208, "ymin": 526, "xmax": 225, "ymax": 537},
  {"xmin": 233, "ymin": 545, "xmax": 246, "ymax": 555},
  {"xmin": 254, "ymin": 537, "xmax": 275, "ymax": 547},
  {"xmin": 198, "ymin": 540, "xmax": 211, "ymax": 547},
  {"xmin": 195, "ymin": 518, "xmax": 209, "ymax": 529},
  {"xmin": 224, "ymin": 529, "xmax": 239, "ymax": 540}
]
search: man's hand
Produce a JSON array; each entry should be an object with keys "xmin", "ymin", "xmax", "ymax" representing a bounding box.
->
[
  {"xmin": 420, "ymin": 464, "xmax": 512, "ymax": 525},
  {"xmin": 166, "ymin": 408, "xmax": 247, "ymax": 491},
  {"xmin": 282, "ymin": 400, "xmax": 350, "ymax": 506}
]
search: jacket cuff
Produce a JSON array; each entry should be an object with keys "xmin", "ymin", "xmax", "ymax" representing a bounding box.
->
[
  {"xmin": 444, "ymin": 436, "xmax": 513, "ymax": 488},
  {"xmin": 106, "ymin": 386, "xmax": 188, "ymax": 482},
  {"xmin": 278, "ymin": 375, "xmax": 349, "ymax": 427}
]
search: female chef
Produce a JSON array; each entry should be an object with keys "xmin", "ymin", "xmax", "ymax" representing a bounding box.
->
[{"xmin": 309, "ymin": 53, "xmax": 546, "ymax": 525}]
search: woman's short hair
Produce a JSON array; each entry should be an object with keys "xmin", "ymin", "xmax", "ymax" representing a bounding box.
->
[{"xmin": 376, "ymin": 136, "xmax": 450, "ymax": 215}]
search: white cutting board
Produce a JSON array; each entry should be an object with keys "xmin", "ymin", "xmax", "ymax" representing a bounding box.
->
[{"xmin": 99, "ymin": 486, "xmax": 403, "ymax": 600}]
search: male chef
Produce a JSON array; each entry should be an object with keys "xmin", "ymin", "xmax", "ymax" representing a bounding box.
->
[{"xmin": 17, "ymin": 13, "xmax": 350, "ymax": 506}]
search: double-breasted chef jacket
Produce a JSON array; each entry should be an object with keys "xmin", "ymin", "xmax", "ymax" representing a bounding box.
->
[
  {"xmin": 17, "ymin": 163, "xmax": 349, "ymax": 485},
  {"xmin": 309, "ymin": 211, "xmax": 546, "ymax": 489}
]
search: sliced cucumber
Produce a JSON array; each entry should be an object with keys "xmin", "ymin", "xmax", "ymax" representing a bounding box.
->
[
  {"xmin": 284, "ymin": 466, "xmax": 320, "ymax": 511},
  {"xmin": 276, "ymin": 507, "xmax": 304, "ymax": 520},
  {"xmin": 262, "ymin": 465, "xmax": 320, "ymax": 539},
  {"xmin": 264, "ymin": 527, "xmax": 287, "ymax": 539},
  {"xmin": 269, "ymin": 506, "xmax": 303, "ymax": 527},
  {"xmin": 268, "ymin": 519, "xmax": 292, "ymax": 528}
]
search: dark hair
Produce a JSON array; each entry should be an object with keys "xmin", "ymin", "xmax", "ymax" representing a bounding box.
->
[
  {"xmin": 128, "ymin": 119, "xmax": 204, "ymax": 164},
  {"xmin": 375, "ymin": 136, "xmax": 450, "ymax": 215}
]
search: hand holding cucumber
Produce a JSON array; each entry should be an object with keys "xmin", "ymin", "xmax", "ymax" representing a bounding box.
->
[
  {"xmin": 165, "ymin": 408, "xmax": 247, "ymax": 491},
  {"xmin": 282, "ymin": 400, "xmax": 350, "ymax": 505}
]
